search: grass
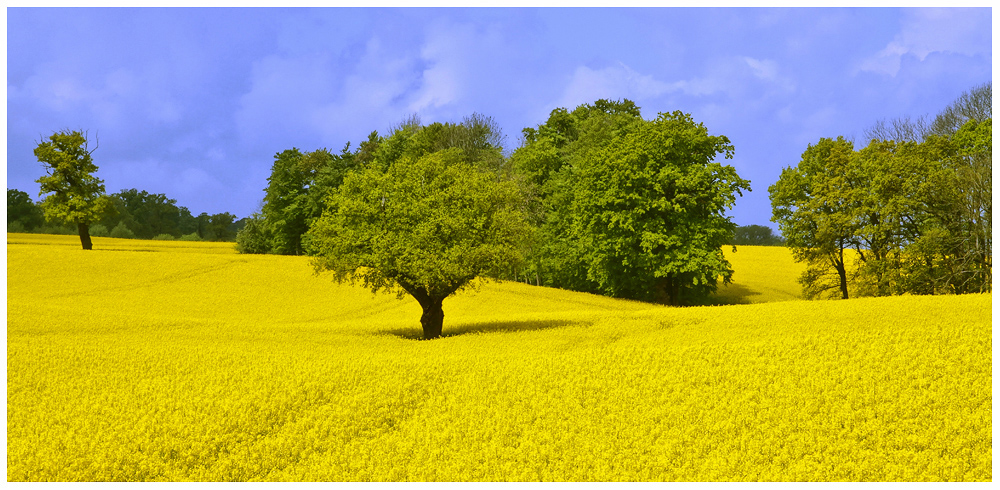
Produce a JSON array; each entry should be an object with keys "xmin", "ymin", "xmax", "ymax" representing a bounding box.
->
[{"xmin": 6, "ymin": 233, "xmax": 992, "ymax": 481}]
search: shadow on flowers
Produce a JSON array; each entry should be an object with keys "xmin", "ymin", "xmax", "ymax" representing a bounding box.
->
[
  {"xmin": 379, "ymin": 319, "xmax": 591, "ymax": 340},
  {"xmin": 703, "ymin": 282, "xmax": 761, "ymax": 305}
]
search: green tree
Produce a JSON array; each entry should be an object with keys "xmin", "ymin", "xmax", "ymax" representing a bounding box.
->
[
  {"xmin": 261, "ymin": 148, "xmax": 308, "ymax": 254},
  {"xmin": 33, "ymin": 130, "xmax": 112, "ymax": 250},
  {"xmin": 207, "ymin": 212, "xmax": 237, "ymax": 242},
  {"xmin": 235, "ymin": 212, "xmax": 272, "ymax": 254},
  {"xmin": 99, "ymin": 189, "xmax": 184, "ymax": 239},
  {"xmin": 255, "ymin": 145, "xmax": 360, "ymax": 255},
  {"xmin": 509, "ymin": 99, "xmax": 645, "ymax": 293},
  {"xmin": 194, "ymin": 212, "xmax": 213, "ymax": 240},
  {"xmin": 919, "ymin": 118, "xmax": 992, "ymax": 293},
  {"xmin": 306, "ymin": 118, "xmax": 530, "ymax": 339},
  {"xmin": 176, "ymin": 206, "xmax": 199, "ymax": 236},
  {"xmin": 7, "ymin": 189, "xmax": 45, "ymax": 231},
  {"xmin": 848, "ymin": 138, "xmax": 943, "ymax": 296},
  {"xmin": 770, "ymin": 137, "xmax": 858, "ymax": 299},
  {"xmin": 571, "ymin": 110, "xmax": 749, "ymax": 305},
  {"xmin": 109, "ymin": 221, "xmax": 136, "ymax": 239}
]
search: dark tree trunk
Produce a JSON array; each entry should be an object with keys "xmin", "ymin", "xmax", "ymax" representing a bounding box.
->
[
  {"xmin": 419, "ymin": 298, "xmax": 444, "ymax": 340},
  {"xmin": 77, "ymin": 222, "xmax": 93, "ymax": 250},
  {"xmin": 395, "ymin": 276, "xmax": 471, "ymax": 340},
  {"xmin": 654, "ymin": 276, "xmax": 681, "ymax": 306},
  {"xmin": 834, "ymin": 248, "xmax": 848, "ymax": 299}
]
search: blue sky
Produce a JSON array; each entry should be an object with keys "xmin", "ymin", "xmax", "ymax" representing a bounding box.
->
[{"xmin": 5, "ymin": 7, "xmax": 993, "ymax": 227}]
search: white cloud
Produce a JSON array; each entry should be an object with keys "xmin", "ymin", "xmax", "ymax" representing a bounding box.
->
[
  {"xmin": 859, "ymin": 8, "xmax": 991, "ymax": 76},
  {"xmin": 553, "ymin": 57, "xmax": 794, "ymax": 113},
  {"xmin": 236, "ymin": 35, "xmax": 431, "ymax": 149},
  {"xmin": 554, "ymin": 62, "xmax": 683, "ymax": 110},
  {"xmin": 406, "ymin": 24, "xmax": 474, "ymax": 114},
  {"xmin": 743, "ymin": 57, "xmax": 778, "ymax": 82}
]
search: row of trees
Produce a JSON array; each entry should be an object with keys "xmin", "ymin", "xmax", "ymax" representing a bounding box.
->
[
  {"xmin": 9, "ymin": 187, "xmax": 241, "ymax": 242},
  {"xmin": 239, "ymin": 100, "xmax": 750, "ymax": 337},
  {"xmin": 770, "ymin": 82, "xmax": 991, "ymax": 299},
  {"xmin": 18, "ymin": 130, "xmax": 243, "ymax": 249},
  {"xmin": 731, "ymin": 225, "xmax": 785, "ymax": 246}
]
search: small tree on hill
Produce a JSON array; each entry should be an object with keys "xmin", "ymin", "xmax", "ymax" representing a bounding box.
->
[
  {"xmin": 34, "ymin": 130, "xmax": 113, "ymax": 250},
  {"xmin": 307, "ymin": 118, "xmax": 531, "ymax": 339}
]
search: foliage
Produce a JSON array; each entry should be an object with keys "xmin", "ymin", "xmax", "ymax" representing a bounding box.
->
[
  {"xmin": 512, "ymin": 100, "xmax": 748, "ymax": 305},
  {"xmin": 261, "ymin": 148, "xmax": 309, "ymax": 254},
  {"xmin": 89, "ymin": 224, "xmax": 110, "ymax": 237},
  {"xmin": 7, "ymin": 188, "xmax": 46, "ymax": 230},
  {"xmin": 509, "ymin": 99, "xmax": 644, "ymax": 295},
  {"xmin": 235, "ymin": 213, "xmax": 272, "ymax": 254},
  {"xmin": 153, "ymin": 233, "xmax": 175, "ymax": 241},
  {"xmin": 178, "ymin": 232, "xmax": 202, "ymax": 241},
  {"xmin": 98, "ymin": 189, "xmax": 185, "ymax": 239},
  {"xmin": 571, "ymin": 110, "xmax": 748, "ymax": 304},
  {"xmin": 307, "ymin": 117, "xmax": 530, "ymax": 339},
  {"xmin": 7, "ymin": 236, "xmax": 992, "ymax": 481},
  {"xmin": 34, "ymin": 223, "xmax": 77, "ymax": 235},
  {"xmin": 206, "ymin": 212, "xmax": 238, "ymax": 242},
  {"xmin": 770, "ymin": 137, "xmax": 861, "ymax": 300},
  {"xmin": 253, "ymin": 145, "xmax": 360, "ymax": 255},
  {"xmin": 33, "ymin": 130, "xmax": 113, "ymax": 249},
  {"xmin": 773, "ymin": 83, "xmax": 991, "ymax": 300},
  {"xmin": 731, "ymin": 225, "xmax": 785, "ymax": 246},
  {"xmin": 110, "ymin": 221, "xmax": 136, "ymax": 239}
]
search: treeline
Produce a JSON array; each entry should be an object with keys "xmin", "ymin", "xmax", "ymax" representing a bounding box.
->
[
  {"xmin": 730, "ymin": 225, "xmax": 785, "ymax": 246},
  {"xmin": 239, "ymin": 101, "xmax": 749, "ymax": 306},
  {"xmin": 770, "ymin": 82, "xmax": 991, "ymax": 298},
  {"xmin": 7, "ymin": 187, "xmax": 243, "ymax": 241}
]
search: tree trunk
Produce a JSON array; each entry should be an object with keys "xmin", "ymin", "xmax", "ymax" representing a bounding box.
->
[
  {"xmin": 654, "ymin": 276, "xmax": 681, "ymax": 306},
  {"xmin": 419, "ymin": 298, "xmax": 444, "ymax": 340},
  {"xmin": 77, "ymin": 222, "xmax": 93, "ymax": 250},
  {"xmin": 834, "ymin": 252, "xmax": 848, "ymax": 299}
]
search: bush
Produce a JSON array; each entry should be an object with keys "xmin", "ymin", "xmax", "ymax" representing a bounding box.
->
[
  {"xmin": 152, "ymin": 233, "xmax": 175, "ymax": 241},
  {"xmin": 235, "ymin": 215, "xmax": 271, "ymax": 254},
  {"xmin": 178, "ymin": 232, "xmax": 202, "ymax": 241},
  {"xmin": 110, "ymin": 222, "xmax": 136, "ymax": 239},
  {"xmin": 7, "ymin": 221, "xmax": 26, "ymax": 233},
  {"xmin": 89, "ymin": 224, "xmax": 110, "ymax": 237},
  {"xmin": 36, "ymin": 223, "xmax": 76, "ymax": 235}
]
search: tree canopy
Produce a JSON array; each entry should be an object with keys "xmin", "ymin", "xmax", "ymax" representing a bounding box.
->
[
  {"xmin": 306, "ymin": 115, "xmax": 530, "ymax": 339},
  {"xmin": 33, "ymin": 130, "xmax": 112, "ymax": 250},
  {"xmin": 769, "ymin": 136, "xmax": 857, "ymax": 299},
  {"xmin": 771, "ymin": 83, "xmax": 991, "ymax": 299},
  {"xmin": 510, "ymin": 99, "xmax": 748, "ymax": 304}
]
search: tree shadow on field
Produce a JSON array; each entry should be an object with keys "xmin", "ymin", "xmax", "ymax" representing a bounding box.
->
[
  {"xmin": 702, "ymin": 283, "xmax": 760, "ymax": 306},
  {"xmin": 380, "ymin": 319, "xmax": 591, "ymax": 340}
]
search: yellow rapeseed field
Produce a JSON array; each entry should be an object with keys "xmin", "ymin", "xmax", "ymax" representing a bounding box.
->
[
  {"xmin": 6, "ymin": 233, "xmax": 992, "ymax": 481},
  {"xmin": 715, "ymin": 245, "xmax": 804, "ymax": 304}
]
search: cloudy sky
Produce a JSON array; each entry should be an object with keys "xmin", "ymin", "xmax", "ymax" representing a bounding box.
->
[{"xmin": 6, "ymin": 7, "xmax": 993, "ymax": 227}]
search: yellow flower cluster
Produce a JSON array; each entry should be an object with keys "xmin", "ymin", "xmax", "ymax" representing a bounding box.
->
[{"xmin": 6, "ymin": 234, "xmax": 991, "ymax": 481}]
